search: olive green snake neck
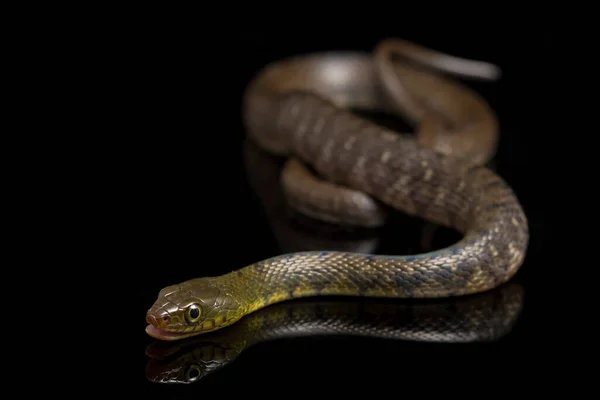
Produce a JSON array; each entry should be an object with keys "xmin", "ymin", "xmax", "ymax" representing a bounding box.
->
[{"xmin": 146, "ymin": 38, "xmax": 528, "ymax": 341}]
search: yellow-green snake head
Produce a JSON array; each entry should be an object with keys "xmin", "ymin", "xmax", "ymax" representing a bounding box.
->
[{"xmin": 146, "ymin": 277, "xmax": 245, "ymax": 341}]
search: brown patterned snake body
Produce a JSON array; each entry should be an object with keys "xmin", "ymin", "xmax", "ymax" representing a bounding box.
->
[{"xmin": 146, "ymin": 38, "xmax": 529, "ymax": 341}]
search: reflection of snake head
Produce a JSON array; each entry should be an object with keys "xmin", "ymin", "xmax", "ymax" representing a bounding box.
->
[
  {"xmin": 146, "ymin": 277, "xmax": 245, "ymax": 341},
  {"xmin": 146, "ymin": 339, "xmax": 245, "ymax": 384}
]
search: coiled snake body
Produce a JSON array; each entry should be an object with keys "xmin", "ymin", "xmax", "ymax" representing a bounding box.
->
[{"xmin": 146, "ymin": 38, "xmax": 529, "ymax": 341}]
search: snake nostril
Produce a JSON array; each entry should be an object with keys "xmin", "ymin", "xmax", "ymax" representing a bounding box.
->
[{"xmin": 146, "ymin": 314, "xmax": 158, "ymax": 326}]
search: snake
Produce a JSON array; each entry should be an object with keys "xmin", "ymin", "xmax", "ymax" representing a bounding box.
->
[
  {"xmin": 145, "ymin": 38, "xmax": 529, "ymax": 341},
  {"xmin": 146, "ymin": 282, "xmax": 524, "ymax": 384}
]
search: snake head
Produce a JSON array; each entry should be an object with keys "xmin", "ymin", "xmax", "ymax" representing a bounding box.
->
[{"xmin": 146, "ymin": 278, "xmax": 244, "ymax": 341}]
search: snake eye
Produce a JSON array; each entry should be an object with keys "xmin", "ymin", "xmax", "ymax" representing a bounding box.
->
[
  {"xmin": 185, "ymin": 363, "xmax": 202, "ymax": 382},
  {"xmin": 185, "ymin": 304, "xmax": 202, "ymax": 323}
]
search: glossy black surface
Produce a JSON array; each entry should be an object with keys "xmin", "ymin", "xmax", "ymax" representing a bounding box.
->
[{"xmin": 116, "ymin": 30, "xmax": 556, "ymax": 395}]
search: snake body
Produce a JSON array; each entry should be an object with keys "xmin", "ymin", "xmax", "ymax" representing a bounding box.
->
[{"xmin": 146, "ymin": 38, "xmax": 529, "ymax": 341}]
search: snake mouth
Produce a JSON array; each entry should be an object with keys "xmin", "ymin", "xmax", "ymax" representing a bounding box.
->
[
  {"xmin": 146, "ymin": 312, "xmax": 200, "ymax": 341},
  {"xmin": 146, "ymin": 324, "xmax": 200, "ymax": 341}
]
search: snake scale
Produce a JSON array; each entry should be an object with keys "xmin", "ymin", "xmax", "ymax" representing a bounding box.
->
[{"xmin": 146, "ymin": 38, "xmax": 529, "ymax": 341}]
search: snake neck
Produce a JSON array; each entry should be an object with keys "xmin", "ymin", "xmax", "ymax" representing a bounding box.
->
[{"xmin": 229, "ymin": 249, "xmax": 474, "ymax": 316}]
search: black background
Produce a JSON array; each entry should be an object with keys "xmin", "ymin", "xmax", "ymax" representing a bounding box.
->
[{"xmin": 108, "ymin": 27, "xmax": 560, "ymax": 396}]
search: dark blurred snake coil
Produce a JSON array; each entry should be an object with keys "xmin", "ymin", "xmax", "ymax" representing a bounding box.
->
[{"xmin": 145, "ymin": 37, "xmax": 529, "ymax": 342}]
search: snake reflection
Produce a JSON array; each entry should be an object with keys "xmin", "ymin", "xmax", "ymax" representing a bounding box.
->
[
  {"xmin": 146, "ymin": 283, "xmax": 523, "ymax": 384},
  {"xmin": 145, "ymin": 141, "xmax": 524, "ymax": 384}
]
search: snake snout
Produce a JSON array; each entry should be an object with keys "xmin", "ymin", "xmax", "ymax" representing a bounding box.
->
[
  {"xmin": 146, "ymin": 313, "xmax": 158, "ymax": 326},
  {"xmin": 146, "ymin": 309, "xmax": 170, "ymax": 328}
]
